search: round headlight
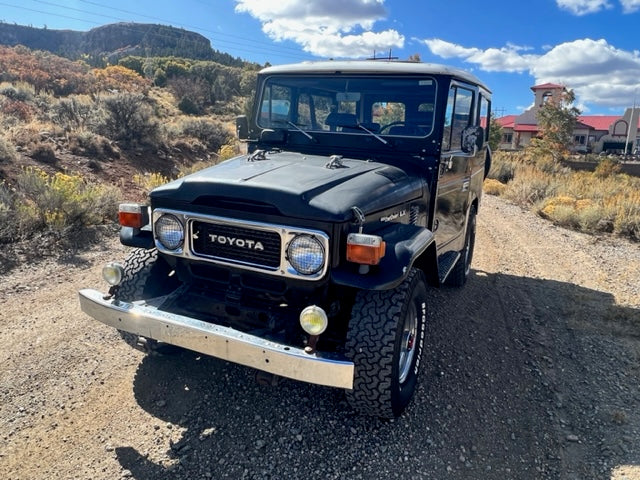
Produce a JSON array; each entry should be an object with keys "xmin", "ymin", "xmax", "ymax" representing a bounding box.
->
[
  {"xmin": 155, "ymin": 214, "xmax": 184, "ymax": 250},
  {"xmin": 287, "ymin": 235, "xmax": 325, "ymax": 275},
  {"xmin": 300, "ymin": 305, "xmax": 328, "ymax": 335}
]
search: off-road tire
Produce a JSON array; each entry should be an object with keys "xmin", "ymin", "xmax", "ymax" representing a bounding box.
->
[
  {"xmin": 115, "ymin": 248, "xmax": 180, "ymax": 354},
  {"xmin": 446, "ymin": 205, "xmax": 477, "ymax": 287},
  {"xmin": 345, "ymin": 268, "xmax": 428, "ymax": 418}
]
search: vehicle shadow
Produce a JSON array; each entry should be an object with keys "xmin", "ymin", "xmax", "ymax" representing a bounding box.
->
[{"xmin": 116, "ymin": 270, "xmax": 640, "ymax": 480}]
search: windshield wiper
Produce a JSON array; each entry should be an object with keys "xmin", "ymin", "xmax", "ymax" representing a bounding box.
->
[
  {"xmin": 356, "ymin": 123, "xmax": 390, "ymax": 146},
  {"xmin": 287, "ymin": 121, "xmax": 315, "ymax": 142}
]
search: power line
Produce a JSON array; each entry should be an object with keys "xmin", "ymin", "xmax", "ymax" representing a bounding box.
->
[
  {"xmin": 0, "ymin": 0, "xmax": 311, "ymax": 62},
  {"xmin": 76, "ymin": 0, "xmax": 306, "ymax": 55}
]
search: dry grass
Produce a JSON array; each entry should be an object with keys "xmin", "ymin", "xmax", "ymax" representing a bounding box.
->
[
  {"xmin": 483, "ymin": 178, "xmax": 507, "ymax": 196},
  {"xmin": 487, "ymin": 151, "xmax": 640, "ymax": 241}
]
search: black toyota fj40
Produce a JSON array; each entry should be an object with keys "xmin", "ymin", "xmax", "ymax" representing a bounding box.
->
[{"xmin": 79, "ymin": 61, "xmax": 492, "ymax": 418}]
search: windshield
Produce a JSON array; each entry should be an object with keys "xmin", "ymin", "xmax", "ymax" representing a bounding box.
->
[{"xmin": 257, "ymin": 75, "xmax": 437, "ymax": 138}]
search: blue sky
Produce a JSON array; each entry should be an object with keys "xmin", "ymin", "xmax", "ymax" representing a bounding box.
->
[{"xmin": 1, "ymin": 0, "xmax": 640, "ymax": 116}]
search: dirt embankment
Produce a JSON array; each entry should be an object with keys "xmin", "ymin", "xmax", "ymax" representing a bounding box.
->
[{"xmin": 0, "ymin": 194, "xmax": 639, "ymax": 480}]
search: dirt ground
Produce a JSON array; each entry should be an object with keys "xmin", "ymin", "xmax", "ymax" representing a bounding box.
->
[{"xmin": 0, "ymin": 193, "xmax": 639, "ymax": 480}]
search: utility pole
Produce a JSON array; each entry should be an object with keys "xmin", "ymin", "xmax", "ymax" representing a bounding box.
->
[{"xmin": 624, "ymin": 95, "xmax": 638, "ymax": 156}]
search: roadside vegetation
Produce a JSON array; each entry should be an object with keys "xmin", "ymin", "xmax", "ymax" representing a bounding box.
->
[
  {"xmin": 0, "ymin": 45, "xmax": 249, "ymax": 251},
  {"xmin": 486, "ymin": 86, "xmax": 639, "ymax": 243},
  {"xmin": 485, "ymin": 151, "xmax": 640, "ymax": 241},
  {"xmin": 1, "ymin": 44, "xmax": 637, "ymax": 264}
]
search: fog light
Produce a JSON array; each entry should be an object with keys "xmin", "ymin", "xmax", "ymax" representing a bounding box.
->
[
  {"xmin": 102, "ymin": 262, "xmax": 124, "ymax": 286},
  {"xmin": 299, "ymin": 305, "xmax": 328, "ymax": 335}
]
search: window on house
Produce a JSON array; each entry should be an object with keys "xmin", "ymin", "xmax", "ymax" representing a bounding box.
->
[
  {"xmin": 574, "ymin": 135, "xmax": 586, "ymax": 145},
  {"xmin": 502, "ymin": 133, "xmax": 513, "ymax": 144}
]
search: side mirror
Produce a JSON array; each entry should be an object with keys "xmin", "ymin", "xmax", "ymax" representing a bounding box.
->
[
  {"xmin": 461, "ymin": 125, "xmax": 484, "ymax": 154},
  {"xmin": 236, "ymin": 115, "xmax": 249, "ymax": 140}
]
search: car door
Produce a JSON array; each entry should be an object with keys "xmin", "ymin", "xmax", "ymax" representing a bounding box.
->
[{"xmin": 435, "ymin": 83, "xmax": 474, "ymax": 254}]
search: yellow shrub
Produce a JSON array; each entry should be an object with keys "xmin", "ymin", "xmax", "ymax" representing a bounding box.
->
[
  {"xmin": 218, "ymin": 143, "xmax": 238, "ymax": 162},
  {"xmin": 16, "ymin": 167, "xmax": 119, "ymax": 234},
  {"xmin": 483, "ymin": 178, "xmax": 507, "ymax": 196},
  {"xmin": 133, "ymin": 172, "xmax": 170, "ymax": 195}
]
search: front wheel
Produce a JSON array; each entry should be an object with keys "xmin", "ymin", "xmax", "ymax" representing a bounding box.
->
[
  {"xmin": 115, "ymin": 248, "xmax": 180, "ymax": 353},
  {"xmin": 345, "ymin": 268, "xmax": 428, "ymax": 418}
]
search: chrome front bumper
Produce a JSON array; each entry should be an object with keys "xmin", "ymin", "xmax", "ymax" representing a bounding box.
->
[{"xmin": 78, "ymin": 289, "xmax": 354, "ymax": 389}]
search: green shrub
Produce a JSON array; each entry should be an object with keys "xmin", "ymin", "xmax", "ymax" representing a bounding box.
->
[
  {"xmin": 52, "ymin": 95, "xmax": 95, "ymax": 132},
  {"xmin": 488, "ymin": 151, "xmax": 518, "ymax": 183},
  {"xmin": 69, "ymin": 130, "xmax": 119, "ymax": 159},
  {"xmin": 0, "ymin": 83, "xmax": 34, "ymax": 102},
  {"xmin": 177, "ymin": 96, "xmax": 201, "ymax": 115},
  {"xmin": 178, "ymin": 118, "xmax": 232, "ymax": 151},
  {"xmin": 99, "ymin": 93, "xmax": 159, "ymax": 147},
  {"xmin": 577, "ymin": 204, "xmax": 610, "ymax": 232},
  {"xmin": 30, "ymin": 143, "xmax": 57, "ymax": 164},
  {"xmin": 0, "ymin": 135, "xmax": 17, "ymax": 162},
  {"xmin": 0, "ymin": 181, "xmax": 17, "ymax": 242}
]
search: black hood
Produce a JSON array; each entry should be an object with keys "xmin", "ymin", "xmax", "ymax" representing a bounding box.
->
[{"xmin": 151, "ymin": 151, "xmax": 424, "ymax": 222}]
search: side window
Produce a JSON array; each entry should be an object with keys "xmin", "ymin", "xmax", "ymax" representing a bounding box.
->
[
  {"xmin": 260, "ymin": 85, "xmax": 291, "ymax": 126},
  {"xmin": 479, "ymin": 95, "xmax": 491, "ymax": 141},
  {"xmin": 443, "ymin": 86, "xmax": 474, "ymax": 151},
  {"xmin": 442, "ymin": 88, "xmax": 456, "ymax": 151}
]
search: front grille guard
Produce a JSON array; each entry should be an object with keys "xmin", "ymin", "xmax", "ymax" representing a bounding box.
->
[{"xmin": 152, "ymin": 208, "xmax": 330, "ymax": 281}]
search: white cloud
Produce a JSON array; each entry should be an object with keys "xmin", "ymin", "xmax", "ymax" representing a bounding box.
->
[
  {"xmin": 557, "ymin": 0, "xmax": 640, "ymax": 14},
  {"xmin": 556, "ymin": 0, "xmax": 612, "ymax": 15},
  {"xmin": 620, "ymin": 0, "xmax": 640, "ymax": 12},
  {"xmin": 234, "ymin": 0, "xmax": 404, "ymax": 58},
  {"xmin": 423, "ymin": 37, "xmax": 640, "ymax": 109},
  {"xmin": 424, "ymin": 39, "xmax": 537, "ymax": 73}
]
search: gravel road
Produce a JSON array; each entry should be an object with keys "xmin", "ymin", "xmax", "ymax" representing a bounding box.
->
[{"xmin": 1, "ymin": 194, "xmax": 639, "ymax": 480}]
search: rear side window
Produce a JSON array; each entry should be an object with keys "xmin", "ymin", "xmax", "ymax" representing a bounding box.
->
[{"xmin": 442, "ymin": 86, "xmax": 474, "ymax": 151}]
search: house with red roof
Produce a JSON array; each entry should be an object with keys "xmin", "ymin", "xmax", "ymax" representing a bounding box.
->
[{"xmin": 496, "ymin": 83, "xmax": 640, "ymax": 154}]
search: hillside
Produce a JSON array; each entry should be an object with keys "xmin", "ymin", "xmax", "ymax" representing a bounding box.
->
[
  {"xmin": 0, "ymin": 43, "xmax": 257, "ymax": 266},
  {"xmin": 0, "ymin": 22, "xmax": 249, "ymax": 67}
]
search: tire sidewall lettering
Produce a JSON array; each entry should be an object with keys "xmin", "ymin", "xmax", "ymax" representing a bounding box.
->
[{"xmin": 413, "ymin": 301, "xmax": 426, "ymax": 376}]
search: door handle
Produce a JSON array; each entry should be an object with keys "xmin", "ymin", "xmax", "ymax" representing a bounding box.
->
[{"xmin": 461, "ymin": 180, "xmax": 470, "ymax": 192}]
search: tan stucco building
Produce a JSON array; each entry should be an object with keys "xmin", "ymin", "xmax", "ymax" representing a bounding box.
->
[{"xmin": 497, "ymin": 83, "xmax": 640, "ymax": 154}]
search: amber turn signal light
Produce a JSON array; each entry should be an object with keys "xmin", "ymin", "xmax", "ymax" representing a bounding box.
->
[
  {"xmin": 346, "ymin": 233, "xmax": 386, "ymax": 265},
  {"xmin": 118, "ymin": 203, "xmax": 148, "ymax": 229}
]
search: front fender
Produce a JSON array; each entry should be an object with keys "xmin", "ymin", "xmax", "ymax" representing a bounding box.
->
[{"xmin": 331, "ymin": 224, "xmax": 435, "ymax": 291}]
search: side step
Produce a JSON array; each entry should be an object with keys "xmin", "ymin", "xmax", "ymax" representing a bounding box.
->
[{"xmin": 438, "ymin": 251, "xmax": 461, "ymax": 284}]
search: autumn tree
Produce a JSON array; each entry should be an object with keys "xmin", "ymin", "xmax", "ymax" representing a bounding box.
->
[
  {"xmin": 529, "ymin": 87, "xmax": 581, "ymax": 161},
  {"xmin": 90, "ymin": 65, "xmax": 151, "ymax": 93}
]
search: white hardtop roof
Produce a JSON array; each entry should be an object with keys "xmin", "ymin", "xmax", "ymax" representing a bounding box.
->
[{"xmin": 260, "ymin": 60, "xmax": 490, "ymax": 92}]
